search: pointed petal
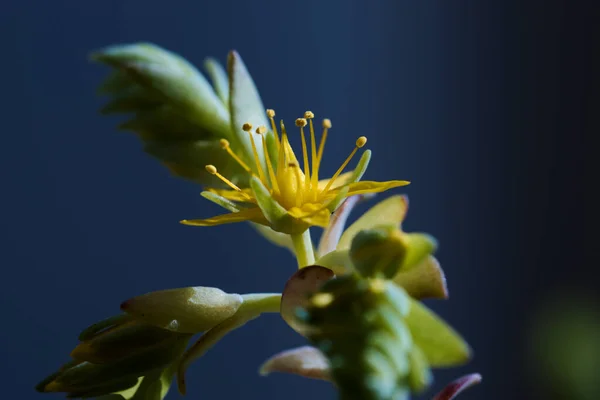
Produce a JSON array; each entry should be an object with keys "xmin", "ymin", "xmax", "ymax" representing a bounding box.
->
[
  {"xmin": 288, "ymin": 204, "xmax": 331, "ymax": 228},
  {"xmin": 406, "ymin": 300, "xmax": 471, "ymax": 367},
  {"xmin": 338, "ymin": 195, "xmax": 409, "ymax": 251},
  {"xmin": 280, "ymin": 266, "xmax": 335, "ymax": 336},
  {"xmin": 259, "ymin": 346, "xmax": 331, "ymax": 381},
  {"xmin": 432, "ymin": 374, "xmax": 482, "ymax": 400},
  {"xmin": 317, "ymin": 171, "xmax": 354, "ymax": 191},
  {"xmin": 180, "ymin": 207, "xmax": 267, "ymax": 227},
  {"xmin": 345, "ymin": 180, "xmax": 410, "ymax": 196},
  {"xmin": 393, "ymin": 256, "xmax": 448, "ymax": 300}
]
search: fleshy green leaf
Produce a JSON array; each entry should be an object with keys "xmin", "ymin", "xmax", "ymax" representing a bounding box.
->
[
  {"xmin": 121, "ymin": 287, "xmax": 243, "ymax": 333},
  {"xmin": 92, "ymin": 43, "xmax": 230, "ymax": 135},
  {"xmin": 280, "ymin": 266, "xmax": 335, "ymax": 336},
  {"xmin": 71, "ymin": 321, "xmax": 176, "ymax": 364},
  {"xmin": 393, "ymin": 256, "xmax": 448, "ymax": 300},
  {"xmin": 337, "ymin": 195, "xmax": 408, "ymax": 250},
  {"xmin": 405, "ymin": 300, "xmax": 471, "ymax": 367},
  {"xmin": 259, "ymin": 345, "xmax": 331, "ymax": 381},
  {"xmin": 227, "ymin": 50, "xmax": 271, "ymax": 174},
  {"xmin": 399, "ymin": 233, "xmax": 438, "ymax": 272},
  {"xmin": 204, "ymin": 58, "xmax": 229, "ymax": 106}
]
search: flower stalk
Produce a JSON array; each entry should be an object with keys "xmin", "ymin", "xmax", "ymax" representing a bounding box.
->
[{"xmin": 291, "ymin": 230, "xmax": 316, "ymax": 268}]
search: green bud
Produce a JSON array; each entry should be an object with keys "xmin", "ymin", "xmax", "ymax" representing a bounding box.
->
[
  {"xmin": 120, "ymin": 286, "xmax": 243, "ymax": 333},
  {"xmin": 350, "ymin": 225, "xmax": 408, "ymax": 279}
]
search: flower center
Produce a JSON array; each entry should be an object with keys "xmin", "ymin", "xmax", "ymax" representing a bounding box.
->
[{"xmin": 208, "ymin": 110, "xmax": 367, "ymax": 210}]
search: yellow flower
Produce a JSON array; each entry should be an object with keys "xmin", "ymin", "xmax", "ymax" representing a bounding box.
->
[{"xmin": 181, "ymin": 110, "xmax": 409, "ymax": 234}]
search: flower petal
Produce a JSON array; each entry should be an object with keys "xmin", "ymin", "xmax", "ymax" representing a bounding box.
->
[
  {"xmin": 180, "ymin": 207, "xmax": 267, "ymax": 227},
  {"xmin": 259, "ymin": 346, "xmax": 331, "ymax": 381},
  {"xmin": 338, "ymin": 195, "xmax": 409, "ymax": 250},
  {"xmin": 288, "ymin": 203, "xmax": 332, "ymax": 228},
  {"xmin": 345, "ymin": 180, "xmax": 410, "ymax": 196},
  {"xmin": 317, "ymin": 171, "xmax": 354, "ymax": 191},
  {"xmin": 393, "ymin": 256, "xmax": 448, "ymax": 300},
  {"xmin": 281, "ymin": 266, "xmax": 335, "ymax": 336},
  {"xmin": 432, "ymin": 373, "xmax": 482, "ymax": 400}
]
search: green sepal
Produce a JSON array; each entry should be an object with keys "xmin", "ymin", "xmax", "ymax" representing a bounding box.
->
[
  {"xmin": 249, "ymin": 176, "xmax": 310, "ymax": 234},
  {"xmin": 405, "ymin": 299, "xmax": 471, "ymax": 367},
  {"xmin": 201, "ymin": 191, "xmax": 242, "ymax": 212},
  {"xmin": 350, "ymin": 149, "xmax": 371, "ymax": 183},
  {"xmin": 120, "ymin": 287, "xmax": 243, "ymax": 333}
]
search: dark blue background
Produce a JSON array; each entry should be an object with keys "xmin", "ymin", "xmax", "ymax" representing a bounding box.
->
[{"xmin": 1, "ymin": 1, "xmax": 594, "ymax": 399}]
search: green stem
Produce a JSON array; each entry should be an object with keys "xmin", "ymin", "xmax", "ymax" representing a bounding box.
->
[{"xmin": 290, "ymin": 229, "xmax": 315, "ymax": 268}]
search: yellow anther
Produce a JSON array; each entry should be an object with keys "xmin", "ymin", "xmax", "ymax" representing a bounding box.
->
[
  {"xmin": 204, "ymin": 164, "xmax": 252, "ymax": 201},
  {"xmin": 322, "ymin": 134, "xmax": 366, "ymax": 193},
  {"xmin": 311, "ymin": 292, "xmax": 334, "ymax": 308},
  {"xmin": 267, "ymin": 109, "xmax": 281, "ymax": 150},
  {"xmin": 297, "ymin": 118, "xmax": 311, "ymax": 191},
  {"xmin": 242, "ymin": 122, "xmax": 267, "ymax": 185},
  {"xmin": 304, "ymin": 111, "xmax": 315, "ymax": 119},
  {"xmin": 322, "ymin": 119, "xmax": 332, "ymax": 129},
  {"xmin": 256, "ymin": 126, "xmax": 268, "ymax": 134},
  {"xmin": 219, "ymin": 138, "xmax": 251, "ymax": 173}
]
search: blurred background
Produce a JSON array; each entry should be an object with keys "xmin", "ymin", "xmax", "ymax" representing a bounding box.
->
[{"xmin": 0, "ymin": 1, "xmax": 596, "ymax": 399}]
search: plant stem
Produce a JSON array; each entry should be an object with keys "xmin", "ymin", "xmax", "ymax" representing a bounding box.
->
[{"xmin": 290, "ymin": 229, "xmax": 315, "ymax": 268}]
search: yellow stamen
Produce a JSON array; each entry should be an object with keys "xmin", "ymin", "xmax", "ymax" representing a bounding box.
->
[
  {"xmin": 322, "ymin": 136, "xmax": 367, "ymax": 193},
  {"xmin": 266, "ymin": 109, "xmax": 280, "ymax": 150},
  {"xmin": 305, "ymin": 111, "xmax": 319, "ymax": 201},
  {"xmin": 279, "ymin": 120, "xmax": 292, "ymax": 171},
  {"xmin": 290, "ymin": 163, "xmax": 304, "ymax": 207},
  {"xmin": 295, "ymin": 118, "xmax": 311, "ymax": 192},
  {"xmin": 205, "ymin": 165, "xmax": 253, "ymax": 201},
  {"xmin": 256, "ymin": 126, "xmax": 280, "ymax": 195},
  {"xmin": 317, "ymin": 119, "xmax": 331, "ymax": 166},
  {"xmin": 219, "ymin": 139, "xmax": 252, "ymax": 173},
  {"xmin": 243, "ymin": 122, "xmax": 268, "ymax": 186}
]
